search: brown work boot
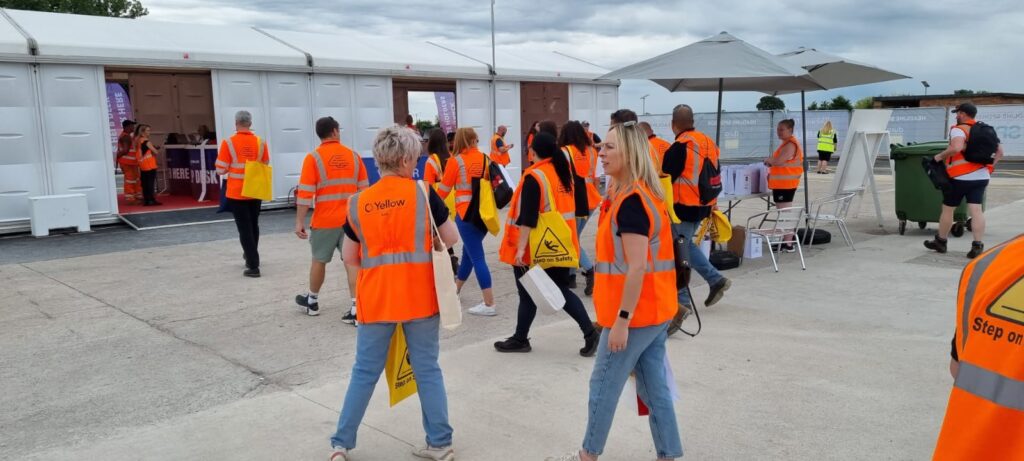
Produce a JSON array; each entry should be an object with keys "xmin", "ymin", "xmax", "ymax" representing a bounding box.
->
[{"xmin": 924, "ymin": 236, "xmax": 948, "ymax": 254}]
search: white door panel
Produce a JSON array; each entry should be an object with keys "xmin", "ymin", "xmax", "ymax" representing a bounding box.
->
[
  {"xmin": 265, "ymin": 72, "xmax": 313, "ymax": 199},
  {"xmin": 351, "ymin": 76, "xmax": 393, "ymax": 177},
  {"xmin": 595, "ymin": 84, "xmax": 618, "ymax": 139},
  {"xmin": 312, "ymin": 74, "xmax": 356, "ymax": 152},
  {"xmin": 0, "ymin": 63, "xmax": 46, "ymax": 222},
  {"xmin": 494, "ymin": 81, "xmax": 521, "ymax": 179},
  {"xmin": 212, "ymin": 70, "xmax": 269, "ymax": 149},
  {"xmin": 456, "ymin": 79, "xmax": 491, "ymax": 135},
  {"xmin": 570, "ymin": 84, "xmax": 597, "ymax": 128}
]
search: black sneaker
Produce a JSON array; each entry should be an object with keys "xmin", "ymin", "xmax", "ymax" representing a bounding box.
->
[
  {"xmin": 583, "ymin": 269, "xmax": 595, "ymax": 297},
  {"xmin": 705, "ymin": 278, "xmax": 732, "ymax": 307},
  {"xmin": 967, "ymin": 241, "xmax": 984, "ymax": 259},
  {"xmin": 295, "ymin": 294, "xmax": 320, "ymax": 316},
  {"xmin": 341, "ymin": 309, "xmax": 357, "ymax": 326},
  {"xmin": 494, "ymin": 336, "xmax": 532, "ymax": 353},
  {"xmin": 924, "ymin": 236, "xmax": 948, "ymax": 254},
  {"xmin": 580, "ymin": 329, "xmax": 599, "ymax": 357},
  {"xmin": 568, "ymin": 274, "xmax": 578, "ymax": 289},
  {"xmin": 243, "ymin": 268, "xmax": 261, "ymax": 278}
]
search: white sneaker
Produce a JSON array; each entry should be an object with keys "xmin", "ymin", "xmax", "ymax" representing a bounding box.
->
[
  {"xmin": 545, "ymin": 452, "xmax": 582, "ymax": 461},
  {"xmin": 467, "ymin": 303, "xmax": 497, "ymax": 316},
  {"xmin": 328, "ymin": 447, "xmax": 349, "ymax": 461},
  {"xmin": 412, "ymin": 444, "xmax": 455, "ymax": 460}
]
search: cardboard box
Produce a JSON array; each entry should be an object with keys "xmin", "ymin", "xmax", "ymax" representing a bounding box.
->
[
  {"xmin": 734, "ymin": 167, "xmax": 755, "ymax": 196},
  {"xmin": 728, "ymin": 225, "xmax": 746, "ymax": 256}
]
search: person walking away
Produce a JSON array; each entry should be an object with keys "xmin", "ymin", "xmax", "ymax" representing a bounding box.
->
[
  {"xmin": 933, "ymin": 234, "xmax": 1024, "ymax": 460},
  {"xmin": 640, "ymin": 121, "xmax": 672, "ymax": 167},
  {"xmin": 117, "ymin": 120, "xmax": 142, "ymax": 205},
  {"xmin": 525, "ymin": 121, "xmax": 540, "ymax": 166},
  {"xmin": 404, "ymin": 114, "xmax": 420, "ymax": 135},
  {"xmin": 215, "ymin": 110, "xmax": 271, "ymax": 278},
  {"xmin": 925, "ymin": 103, "xmax": 1003, "ymax": 259},
  {"xmin": 329, "ymin": 126, "xmax": 459, "ymax": 461},
  {"xmin": 294, "ymin": 116, "xmax": 368, "ymax": 322},
  {"xmin": 489, "ymin": 125, "xmax": 514, "ymax": 166},
  {"xmin": 135, "ymin": 124, "xmax": 162, "ymax": 207},
  {"xmin": 559, "ymin": 121, "xmax": 602, "ymax": 295},
  {"xmin": 547, "ymin": 120, "xmax": 681, "ymax": 461},
  {"xmin": 423, "ymin": 128, "xmax": 459, "ymax": 274},
  {"xmin": 662, "ymin": 105, "xmax": 731, "ymax": 310},
  {"xmin": 493, "ymin": 132, "xmax": 600, "ymax": 355},
  {"xmin": 764, "ymin": 118, "xmax": 804, "ymax": 253},
  {"xmin": 438, "ymin": 128, "xmax": 497, "ymax": 316},
  {"xmin": 816, "ymin": 120, "xmax": 837, "ymax": 174}
]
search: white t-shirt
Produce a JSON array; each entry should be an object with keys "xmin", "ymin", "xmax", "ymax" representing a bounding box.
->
[{"xmin": 949, "ymin": 127, "xmax": 990, "ymax": 181}]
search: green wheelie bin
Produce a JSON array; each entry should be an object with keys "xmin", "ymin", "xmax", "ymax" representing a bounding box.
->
[{"xmin": 890, "ymin": 142, "xmax": 984, "ymax": 237}]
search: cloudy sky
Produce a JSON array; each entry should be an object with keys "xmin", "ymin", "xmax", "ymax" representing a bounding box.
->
[{"xmin": 144, "ymin": 0, "xmax": 1023, "ymax": 119}]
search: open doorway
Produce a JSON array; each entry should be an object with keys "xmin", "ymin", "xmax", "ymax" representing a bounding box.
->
[
  {"xmin": 105, "ymin": 69, "xmax": 217, "ymax": 217},
  {"xmin": 392, "ymin": 79, "xmax": 457, "ymax": 178}
]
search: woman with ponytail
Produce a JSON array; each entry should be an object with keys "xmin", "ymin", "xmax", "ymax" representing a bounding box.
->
[
  {"xmin": 559, "ymin": 121, "xmax": 602, "ymax": 296},
  {"xmin": 494, "ymin": 132, "xmax": 599, "ymax": 356}
]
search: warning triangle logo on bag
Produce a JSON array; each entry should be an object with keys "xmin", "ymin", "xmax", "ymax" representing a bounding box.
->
[
  {"xmin": 396, "ymin": 350, "xmax": 415, "ymax": 381},
  {"xmin": 534, "ymin": 227, "xmax": 571, "ymax": 259}
]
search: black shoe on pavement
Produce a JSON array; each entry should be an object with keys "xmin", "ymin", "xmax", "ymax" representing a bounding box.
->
[
  {"xmin": 705, "ymin": 278, "xmax": 732, "ymax": 307},
  {"xmin": 243, "ymin": 268, "xmax": 261, "ymax": 278},
  {"xmin": 494, "ymin": 336, "xmax": 532, "ymax": 353},
  {"xmin": 583, "ymin": 269, "xmax": 595, "ymax": 297},
  {"xmin": 967, "ymin": 241, "xmax": 985, "ymax": 259},
  {"xmin": 580, "ymin": 329, "xmax": 600, "ymax": 357},
  {"xmin": 568, "ymin": 274, "xmax": 578, "ymax": 289},
  {"xmin": 924, "ymin": 236, "xmax": 948, "ymax": 254},
  {"xmin": 341, "ymin": 309, "xmax": 357, "ymax": 326},
  {"xmin": 295, "ymin": 294, "xmax": 320, "ymax": 316}
]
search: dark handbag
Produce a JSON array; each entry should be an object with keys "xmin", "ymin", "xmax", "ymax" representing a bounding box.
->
[
  {"xmin": 709, "ymin": 250, "xmax": 741, "ymax": 270},
  {"xmin": 922, "ymin": 157, "xmax": 952, "ymax": 191},
  {"xmin": 488, "ymin": 160, "xmax": 513, "ymax": 209},
  {"xmin": 461, "ymin": 177, "xmax": 490, "ymax": 234}
]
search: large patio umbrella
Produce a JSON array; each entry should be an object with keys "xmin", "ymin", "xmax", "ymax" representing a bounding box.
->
[
  {"xmin": 777, "ymin": 47, "xmax": 911, "ymax": 215},
  {"xmin": 600, "ymin": 32, "xmax": 825, "ymax": 146}
]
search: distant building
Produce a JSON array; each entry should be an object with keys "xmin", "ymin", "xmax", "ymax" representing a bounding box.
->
[{"xmin": 873, "ymin": 93, "xmax": 1024, "ymax": 109}]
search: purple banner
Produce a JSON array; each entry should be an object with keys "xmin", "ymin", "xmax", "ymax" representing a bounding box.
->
[
  {"xmin": 435, "ymin": 92, "xmax": 457, "ymax": 135},
  {"xmin": 105, "ymin": 83, "xmax": 133, "ymax": 155}
]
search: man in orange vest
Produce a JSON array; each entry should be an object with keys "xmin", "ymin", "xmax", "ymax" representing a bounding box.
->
[
  {"xmin": 490, "ymin": 125, "xmax": 514, "ymax": 166},
  {"xmin": 294, "ymin": 116, "xmax": 369, "ymax": 322},
  {"xmin": 662, "ymin": 104, "xmax": 732, "ymax": 310},
  {"xmin": 925, "ymin": 103, "xmax": 1004, "ymax": 259},
  {"xmin": 215, "ymin": 110, "xmax": 270, "ymax": 278},
  {"xmin": 933, "ymin": 234, "xmax": 1024, "ymax": 459},
  {"xmin": 116, "ymin": 119, "xmax": 142, "ymax": 205},
  {"xmin": 640, "ymin": 121, "xmax": 672, "ymax": 168}
]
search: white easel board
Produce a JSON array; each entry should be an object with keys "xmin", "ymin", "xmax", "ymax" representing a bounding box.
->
[{"xmin": 830, "ymin": 110, "xmax": 892, "ymax": 227}]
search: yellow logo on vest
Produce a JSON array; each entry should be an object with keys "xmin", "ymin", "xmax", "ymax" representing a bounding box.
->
[
  {"xmin": 988, "ymin": 278, "xmax": 1024, "ymax": 327},
  {"xmin": 533, "ymin": 227, "xmax": 570, "ymax": 259}
]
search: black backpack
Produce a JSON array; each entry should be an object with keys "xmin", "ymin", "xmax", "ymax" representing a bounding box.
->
[
  {"xmin": 962, "ymin": 122, "xmax": 1000, "ymax": 165},
  {"xmin": 709, "ymin": 250, "xmax": 741, "ymax": 270},
  {"xmin": 698, "ymin": 156, "xmax": 722, "ymax": 205}
]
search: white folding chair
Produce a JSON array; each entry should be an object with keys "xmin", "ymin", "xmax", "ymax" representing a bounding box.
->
[
  {"xmin": 807, "ymin": 192, "xmax": 857, "ymax": 250},
  {"xmin": 746, "ymin": 206, "xmax": 807, "ymax": 272}
]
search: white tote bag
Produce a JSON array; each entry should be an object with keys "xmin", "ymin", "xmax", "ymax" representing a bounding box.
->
[
  {"xmin": 419, "ymin": 182, "xmax": 462, "ymax": 330},
  {"xmin": 519, "ymin": 265, "xmax": 566, "ymax": 314}
]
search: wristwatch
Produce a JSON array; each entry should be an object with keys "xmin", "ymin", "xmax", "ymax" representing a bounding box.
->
[{"xmin": 618, "ymin": 309, "xmax": 632, "ymax": 320}]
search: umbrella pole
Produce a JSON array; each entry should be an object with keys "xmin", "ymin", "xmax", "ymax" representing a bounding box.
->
[
  {"xmin": 715, "ymin": 78, "xmax": 723, "ymax": 145},
  {"xmin": 801, "ymin": 90, "xmax": 810, "ymax": 218}
]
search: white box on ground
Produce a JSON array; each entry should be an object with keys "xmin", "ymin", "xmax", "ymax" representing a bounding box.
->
[
  {"xmin": 519, "ymin": 265, "xmax": 566, "ymax": 313},
  {"xmin": 29, "ymin": 194, "xmax": 91, "ymax": 237},
  {"xmin": 745, "ymin": 234, "xmax": 763, "ymax": 259}
]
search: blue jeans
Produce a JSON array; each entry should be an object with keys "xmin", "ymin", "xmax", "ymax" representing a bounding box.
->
[
  {"xmin": 455, "ymin": 216, "xmax": 492, "ymax": 290},
  {"xmin": 672, "ymin": 221, "xmax": 724, "ymax": 306},
  {"xmin": 331, "ymin": 315, "xmax": 453, "ymax": 450},
  {"xmin": 582, "ymin": 322, "xmax": 683, "ymax": 459},
  {"xmin": 575, "ymin": 215, "xmax": 595, "ymax": 272}
]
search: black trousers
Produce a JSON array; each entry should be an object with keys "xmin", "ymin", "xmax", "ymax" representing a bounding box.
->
[
  {"xmin": 228, "ymin": 198, "xmax": 262, "ymax": 269},
  {"xmin": 513, "ymin": 266, "xmax": 595, "ymax": 341},
  {"xmin": 140, "ymin": 170, "xmax": 157, "ymax": 204}
]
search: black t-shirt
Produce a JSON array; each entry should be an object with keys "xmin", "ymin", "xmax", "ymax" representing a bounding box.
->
[
  {"xmin": 662, "ymin": 137, "xmax": 711, "ymax": 222},
  {"xmin": 615, "ymin": 193, "xmax": 650, "ymax": 236},
  {"xmin": 343, "ymin": 186, "xmax": 449, "ymax": 242},
  {"xmin": 515, "ymin": 174, "xmax": 578, "ymax": 227}
]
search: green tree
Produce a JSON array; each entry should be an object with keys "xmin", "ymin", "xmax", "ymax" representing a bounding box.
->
[
  {"xmin": 953, "ymin": 89, "xmax": 989, "ymax": 96},
  {"xmin": 854, "ymin": 96, "xmax": 874, "ymax": 109},
  {"xmin": 414, "ymin": 119, "xmax": 436, "ymax": 134},
  {"xmin": 807, "ymin": 101, "xmax": 820, "ymax": 111},
  {"xmin": 756, "ymin": 95, "xmax": 785, "ymax": 111},
  {"xmin": 829, "ymin": 95, "xmax": 853, "ymax": 111},
  {"xmin": 1, "ymin": 0, "xmax": 148, "ymax": 18}
]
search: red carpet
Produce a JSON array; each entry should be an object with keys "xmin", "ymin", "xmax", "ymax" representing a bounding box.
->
[{"xmin": 118, "ymin": 193, "xmax": 217, "ymax": 215}]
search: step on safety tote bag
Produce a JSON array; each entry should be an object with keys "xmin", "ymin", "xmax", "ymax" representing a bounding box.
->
[
  {"xmin": 385, "ymin": 323, "xmax": 417, "ymax": 407},
  {"xmin": 419, "ymin": 182, "xmax": 462, "ymax": 330},
  {"xmin": 519, "ymin": 265, "xmax": 566, "ymax": 314},
  {"xmin": 241, "ymin": 161, "xmax": 273, "ymax": 201},
  {"xmin": 659, "ymin": 174, "xmax": 682, "ymax": 224},
  {"xmin": 528, "ymin": 170, "xmax": 579, "ymax": 268}
]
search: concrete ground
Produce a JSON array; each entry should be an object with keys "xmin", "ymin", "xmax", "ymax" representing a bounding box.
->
[{"xmin": 2, "ymin": 172, "xmax": 1023, "ymax": 461}]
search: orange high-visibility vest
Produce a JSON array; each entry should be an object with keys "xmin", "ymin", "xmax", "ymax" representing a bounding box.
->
[
  {"xmin": 118, "ymin": 152, "xmax": 142, "ymax": 201},
  {"xmin": 215, "ymin": 131, "xmax": 270, "ymax": 201},
  {"xmin": 933, "ymin": 234, "xmax": 1024, "ymax": 460},
  {"xmin": 564, "ymin": 145, "xmax": 603, "ymax": 211},
  {"xmin": 490, "ymin": 133, "xmax": 510, "ymax": 166},
  {"xmin": 946, "ymin": 120, "xmax": 987, "ymax": 178},
  {"xmin": 423, "ymin": 153, "xmax": 444, "ymax": 184},
  {"xmin": 768, "ymin": 135, "xmax": 804, "ymax": 190},
  {"xmin": 347, "ymin": 177, "xmax": 438, "ymax": 324},
  {"xmin": 138, "ymin": 142, "xmax": 158, "ymax": 172},
  {"xmin": 438, "ymin": 147, "xmax": 487, "ymax": 219},
  {"xmin": 499, "ymin": 159, "xmax": 579, "ymax": 266},
  {"xmin": 296, "ymin": 140, "xmax": 368, "ymax": 229},
  {"xmin": 672, "ymin": 129, "xmax": 720, "ymax": 207},
  {"xmin": 593, "ymin": 184, "xmax": 677, "ymax": 328},
  {"xmin": 649, "ymin": 135, "xmax": 672, "ymax": 168}
]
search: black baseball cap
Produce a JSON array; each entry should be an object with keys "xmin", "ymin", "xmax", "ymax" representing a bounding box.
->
[
  {"xmin": 952, "ymin": 103, "xmax": 977, "ymax": 118},
  {"xmin": 122, "ymin": 119, "xmax": 137, "ymax": 128}
]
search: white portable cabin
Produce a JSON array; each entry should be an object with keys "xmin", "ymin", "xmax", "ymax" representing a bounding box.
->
[{"xmin": 0, "ymin": 9, "xmax": 618, "ymax": 232}]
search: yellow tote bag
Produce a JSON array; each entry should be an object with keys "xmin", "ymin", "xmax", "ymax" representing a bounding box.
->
[
  {"xmin": 710, "ymin": 210, "xmax": 732, "ymax": 243},
  {"xmin": 659, "ymin": 174, "xmax": 682, "ymax": 224},
  {"xmin": 528, "ymin": 170, "xmax": 579, "ymax": 269},
  {"xmin": 478, "ymin": 172, "xmax": 501, "ymax": 236},
  {"xmin": 431, "ymin": 183, "xmax": 457, "ymax": 218},
  {"xmin": 241, "ymin": 161, "xmax": 273, "ymax": 201},
  {"xmin": 385, "ymin": 324, "xmax": 418, "ymax": 407}
]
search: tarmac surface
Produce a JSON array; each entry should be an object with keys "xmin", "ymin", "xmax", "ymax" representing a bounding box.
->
[{"xmin": 2, "ymin": 173, "xmax": 1023, "ymax": 460}]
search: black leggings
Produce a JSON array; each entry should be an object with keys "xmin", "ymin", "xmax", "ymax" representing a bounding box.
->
[
  {"xmin": 513, "ymin": 266, "xmax": 595, "ymax": 341},
  {"xmin": 140, "ymin": 170, "xmax": 157, "ymax": 203}
]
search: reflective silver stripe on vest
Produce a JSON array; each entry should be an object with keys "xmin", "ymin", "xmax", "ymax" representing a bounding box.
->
[
  {"xmin": 595, "ymin": 187, "xmax": 674, "ymax": 276},
  {"xmin": 227, "ymin": 173, "xmax": 245, "ymax": 179},
  {"xmin": 296, "ymin": 198, "xmax": 313, "ymax": 206},
  {"xmin": 438, "ymin": 183, "xmax": 452, "ymax": 194},
  {"xmin": 454, "ymin": 156, "xmax": 472, "ymax": 191},
  {"xmin": 960, "ymin": 245, "xmax": 1007, "ymax": 350},
  {"xmin": 225, "ymin": 136, "xmax": 263, "ymax": 173},
  {"xmin": 532, "ymin": 169, "xmax": 577, "ymax": 222},
  {"xmin": 427, "ymin": 156, "xmax": 441, "ymax": 175},
  {"xmin": 357, "ymin": 180, "xmax": 369, "ymax": 189},
  {"xmin": 349, "ymin": 182, "xmax": 429, "ymax": 270},
  {"xmin": 310, "ymin": 147, "xmax": 361, "ymax": 198},
  {"xmin": 297, "ymin": 184, "xmax": 316, "ymax": 192},
  {"xmin": 771, "ymin": 174, "xmax": 802, "ymax": 180},
  {"xmin": 316, "ymin": 193, "xmax": 354, "ymax": 204},
  {"xmin": 955, "ymin": 361, "xmax": 1024, "ymax": 411}
]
